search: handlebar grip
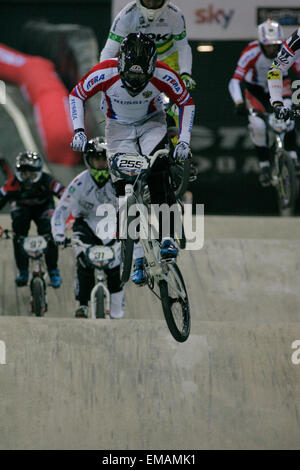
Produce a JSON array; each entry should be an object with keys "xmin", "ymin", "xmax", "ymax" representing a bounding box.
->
[{"xmin": 84, "ymin": 142, "xmax": 96, "ymax": 152}]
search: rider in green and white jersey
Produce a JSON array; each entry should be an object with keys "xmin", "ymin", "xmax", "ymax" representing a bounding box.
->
[{"xmin": 100, "ymin": 0, "xmax": 196, "ymax": 91}]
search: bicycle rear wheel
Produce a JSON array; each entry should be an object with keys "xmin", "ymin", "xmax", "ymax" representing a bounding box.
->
[
  {"xmin": 120, "ymin": 195, "xmax": 136, "ymax": 283},
  {"xmin": 276, "ymin": 152, "xmax": 298, "ymax": 215},
  {"xmin": 159, "ymin": 263, "xmax": 190, "ymax": 342},
  {"xmin": 31, "ymin": 277, "xmax": 46, "ymax": 317}
]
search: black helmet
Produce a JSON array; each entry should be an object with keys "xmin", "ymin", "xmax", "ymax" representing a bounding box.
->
[
  {"xmin": 15, "ymin": 151, "xmax": 43, "ymax": 184},
  {"xmin": 83, "ymin": 137, "xmax": 110, "ymax": 188},
  {"xmin": 118, "ymin": 32, "xmax": 157, "ymax": 97}
]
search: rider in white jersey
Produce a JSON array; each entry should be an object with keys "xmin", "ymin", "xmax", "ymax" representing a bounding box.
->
[
  {"xmin": 70, "ymin": 33, "xmax": 195, "ymax": 284},
  {"xmin": 268, "ymin": 27, "xmax": 300, "ymax": 118},
  {"xmin": 100, "ymin": 0, "xmax": 195, "ymax": 90},
  {"xmin": 229, "ymin": 19, "xmax": 300, "ymax": 186},
  {"xmin": 51, "ymin": 138, "xmax": 125, "ymax": 319}
]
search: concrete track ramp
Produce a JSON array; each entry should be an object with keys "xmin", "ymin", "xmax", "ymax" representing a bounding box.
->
[
  {"xmin": 0, "ymin": 317, "xmax": 300, "ymax": 450},
  {"xmin": 0, "ymin": 215, "xmax": 300, "ymax": 449}
]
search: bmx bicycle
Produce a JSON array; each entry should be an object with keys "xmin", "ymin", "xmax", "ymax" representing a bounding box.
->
[
  {"xmin": 249, "ymin": 107, "xmax": 300, "ymax": 215},
  {"xmin": 110, "ymin": 148, "xmax": 191, "ymax": 342},
  {"xmin": 1, "ymin": 229, "xmax": 50, "ymax": 316},
  {"xmin": 66, "ymin": 237, "xmax": 120, "ymax": 319}
]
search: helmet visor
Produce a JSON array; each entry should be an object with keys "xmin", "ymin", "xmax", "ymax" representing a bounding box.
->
[
  {"xmin": 16, "ymin": 170, "xmax": 41, "ymax": 183},
  {"xmin": 123, "ymin": 71, "xmax": 148, "ymax": 92}
]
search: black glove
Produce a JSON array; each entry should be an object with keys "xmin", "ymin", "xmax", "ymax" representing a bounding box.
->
[
  {"xmin": 274, "ymin": 104, "xmax": 290, "ymax": 121},
  {"xmin": 234, "ymin": 102, "xmax": 248, "ymax": 116}
]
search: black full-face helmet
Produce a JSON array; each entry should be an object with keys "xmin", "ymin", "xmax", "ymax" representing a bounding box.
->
[
  {"xmin": 15, "ymin": 151, "xmax": 43, "ymax": 186},
  {"xmin": 118, "ymin": 32, "xmax": 157, "ymax": 97},
  {"xmin": 83, "ymin": 137, "xmax": 110, "ymax": 188}
]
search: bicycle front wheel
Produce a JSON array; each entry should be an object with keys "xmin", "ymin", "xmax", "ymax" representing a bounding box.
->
[
  {"xmin": 159, "ymin": 263, "xmax": 190, "ymax": 342},
  {"xmin": 170, "ymin": 160, "xmax": 190, "ymax": 201},
  {"xmin": 276, "ymin": 153, "xmax": 298, "ymax": 215},
  {"xmin": 95, "ymin": 286, "xmax": 105, "ymax": 318},
  {"xmin": 31, "ymin": 277, "xmax": 46, "ymax": 317},
  {"xmin": 120, "ymin": 194, "xmax": 136, "ymax": 283}
]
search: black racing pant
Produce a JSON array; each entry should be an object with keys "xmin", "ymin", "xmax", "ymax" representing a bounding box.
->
[
  {"xmin": 11, "ymin": 202, "xmax": 58, "ymax": 272},
  {"xmin": 113, "ymin": 134, "xmax": 177, "ymax": 240},
  {"xmin": 73, "ymin": 219, "xmax": 122, "ymax": 306}
]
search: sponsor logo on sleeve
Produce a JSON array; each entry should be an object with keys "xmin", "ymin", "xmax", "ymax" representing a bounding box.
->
[
  {"xmin": 162, "ymin": 74, "xmax": 182, "ymax": 93},
  {"xmin": 267, "ymin": 69, "xmax": 281, "ymax": 80},
  {"xmin": 84, "ymin": 72, "xmax": 105, "ymax": 91}
]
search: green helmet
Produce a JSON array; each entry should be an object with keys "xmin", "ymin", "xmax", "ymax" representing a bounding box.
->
[{"xmin": 83, "ymin": 137, "xmax": 110, "ymax": 188}]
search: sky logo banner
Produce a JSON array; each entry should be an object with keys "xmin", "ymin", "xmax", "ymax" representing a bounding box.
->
[{"xmin": 195, "ymin": 4, "xmax": 235, "ymax": 30}]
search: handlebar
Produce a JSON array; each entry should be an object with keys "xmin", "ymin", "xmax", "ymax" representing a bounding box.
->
[
  {"xmin": 285, "ymin": 109, "xmax": 300, "ymax": 120},
  {"xmin": 84, "ymin": 142, "xmax": 96, "ymax": 152},
  {"xmin": 249, "ymin": 107, "xmax": 300, "ymax": 121}
]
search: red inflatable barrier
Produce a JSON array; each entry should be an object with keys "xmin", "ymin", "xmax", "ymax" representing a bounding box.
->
[{"xmin": 0, "ymin": 44, "xmax": 81, "ymax": 166}]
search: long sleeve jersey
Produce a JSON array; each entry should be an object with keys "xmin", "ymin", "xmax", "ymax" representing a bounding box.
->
[
  {"xmin": 229, "ymin": 40, "xmax": 300, "ymax": 104},
  {"xmin": 0, "ymin": 173, "xmax": 65, "ymax": 209},
  {"xmin": 51, "ymin": 170, "xmax": 118, "ymax": 245},
  {"xmin": 100, "ymin": 1, "xmax": 192, "ymax": 75},
  {"xmin": 69, "ymin": 58, "xmax": 195, "ymax": 144},
  {"xmin": 268, "ymin": 28, "xmax": 300, "ymax": 104}
]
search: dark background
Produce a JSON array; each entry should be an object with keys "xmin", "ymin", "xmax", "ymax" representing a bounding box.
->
[{"xmin": 0, "ymin": 0, "xmax": 299, "ymax": 214}]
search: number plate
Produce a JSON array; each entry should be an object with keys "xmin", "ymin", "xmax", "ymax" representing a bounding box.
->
[
  {"xmin": 23, "ymin": 236, "xmax": 47, "ymax": 255},
  {"xmin": 114, "ymin": 154, "xmax": 149, "ymax": 177},
  {"xmin": 87, "ymin": 245, "xmax": 114, "ymax": 268}
]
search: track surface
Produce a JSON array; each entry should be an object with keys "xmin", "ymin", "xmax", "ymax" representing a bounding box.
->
[{"xmin": 1, "ymin": 215, "xmax": 300, "ymax": 449}]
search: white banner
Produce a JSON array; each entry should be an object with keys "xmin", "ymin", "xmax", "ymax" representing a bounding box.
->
[{"xmin": 112, "ymin": 0, "xmax": 300, "ymax": 40}]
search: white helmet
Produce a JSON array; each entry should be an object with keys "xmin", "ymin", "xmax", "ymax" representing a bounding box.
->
[
  {"xmin": 257, "ymin": 19, "xmax": 283, "ymax": 45},
  {"xmin": 136, "ymin": 0, "xmax": 170, "ymax": 22}
]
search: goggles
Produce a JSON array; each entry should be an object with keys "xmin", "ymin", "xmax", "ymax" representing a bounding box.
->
[
  {"xmin": 17, "ymin": 170, "xmax": 41, "ymax": 183},
  {"xmin": 90, "ymin": 168, "xmax": 110, "ymax": 185}
]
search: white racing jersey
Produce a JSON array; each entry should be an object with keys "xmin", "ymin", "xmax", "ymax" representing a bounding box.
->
[
  {"xmin": 229, "ymin": 40, "xmax": 300, "ymax": 104},
  {"xmin": 100, "ymin": 1, "xmax": 192, "ymax": 74},
  {"xmin": 69, "ymin": 58, "xmax": 194, "ymax": 144},
  {"xmin": 51, "ymin": 170, "xmax": 118, "ymax": 245},
  {"xmin": 268, "ymin": 28, "xmax": 300, "ymax": 104}
]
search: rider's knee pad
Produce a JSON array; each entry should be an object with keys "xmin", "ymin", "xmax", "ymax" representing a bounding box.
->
[{"xmin": 248, "ymin": 114, "xmax": 267, "ymax": 147}]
